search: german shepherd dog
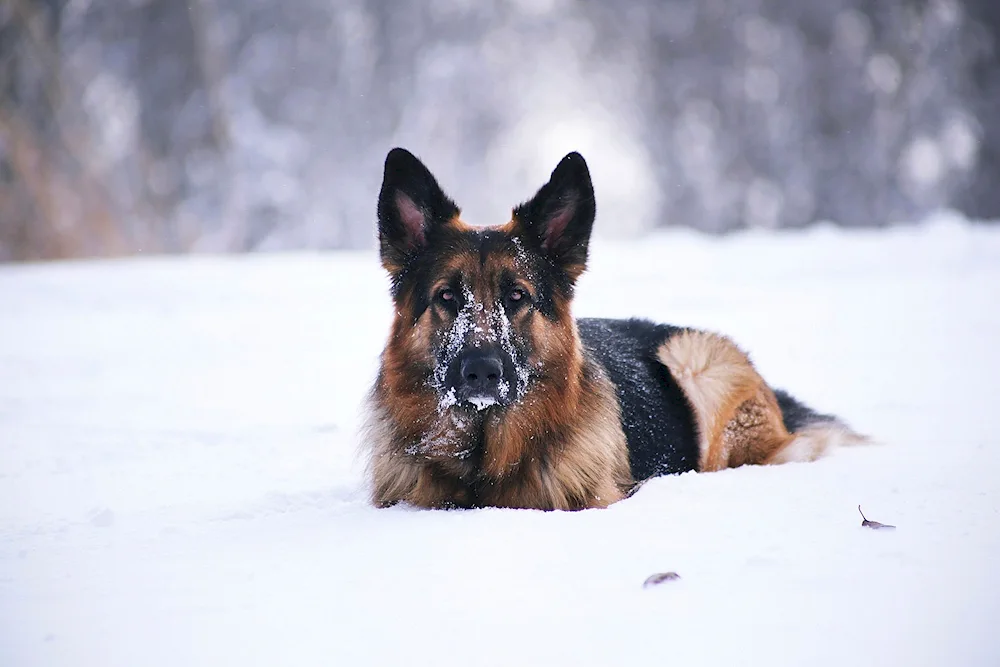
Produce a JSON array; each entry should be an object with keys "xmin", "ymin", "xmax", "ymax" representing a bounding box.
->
[{"xmin": 366, "ymin": 148, "xmax": 865, "ymax": 511}]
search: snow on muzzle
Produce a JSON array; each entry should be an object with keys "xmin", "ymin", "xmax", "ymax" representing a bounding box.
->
[
  {"xmin": 443, "ymin": 344, "xmax": 519, "ymax": 410},
  {"xmin": 431, "ymin": 289, "xmax": 528, "ymax": 412}
]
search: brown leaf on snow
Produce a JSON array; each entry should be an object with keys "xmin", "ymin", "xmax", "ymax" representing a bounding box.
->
[
  {"xmin": 858, "ymin": 505, "xmax": 896, "ymax": 530},
  {"xmin": 643, "ymin": 571, "xmax": 681, "ymax": 588}
]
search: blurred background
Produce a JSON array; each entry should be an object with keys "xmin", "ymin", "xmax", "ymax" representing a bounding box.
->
[{"xmin": 1, "ymin": 0, "xmax": 998, "ymax": 261}]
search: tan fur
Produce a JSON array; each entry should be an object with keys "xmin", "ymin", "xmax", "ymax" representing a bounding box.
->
[
  {"xmin": 656, "ymin": 330, "xmax": 870, "ymax": 470},
  {"xmin": 657, "ymin": 330, "xmax": 794, "ymax": 471},
  {"xmin": 479, "ymin": 345, "xmax": 632, "ymax": 510},
  {"xmin": 366, "ymin": 395, "xmax": 480, "ymax": 508},
  {"xmin": 367, "ymin": 360, "xmax": 631, "ymax": 511},
  {"xmin": 765, "ymin": 421, "xmax": 869, "ymax": 464}
]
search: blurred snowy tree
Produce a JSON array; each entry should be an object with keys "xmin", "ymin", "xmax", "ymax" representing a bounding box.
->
[{"xmin": 1, "ymin": 0, "xmax": 997, "ymax": 260}]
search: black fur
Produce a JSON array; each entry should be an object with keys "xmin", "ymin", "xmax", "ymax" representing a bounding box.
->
[
  {"xmin": 579, "ymin": 318, "xmax": 838, "ymax": 482},
  {"xmin": 578, "ymin": 318, "xmax": 700, "ymax": 481},
  {"xmin": 773, "ymin": 389, "xmax": 839, "ymax": 433}
]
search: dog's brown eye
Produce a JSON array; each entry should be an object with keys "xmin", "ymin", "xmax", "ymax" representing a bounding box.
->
[
  {"xmin": 508, "ymin": 288, "xmax": 526, "ymax": 302},
  {"xmin": 439, "ymin": 289, "xmax": 455, "ymax": 302}
]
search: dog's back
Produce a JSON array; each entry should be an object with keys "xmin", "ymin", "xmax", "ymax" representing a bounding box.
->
[
  {"xmin": 578, "ymin": 318, "xmax": 700, "ymax": 480},
  {"xmin": 580, "ymin": 316, "xmax": 863, "ymax": 479}
]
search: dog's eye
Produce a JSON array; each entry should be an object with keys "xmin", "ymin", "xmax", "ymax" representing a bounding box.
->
[
  {"xmin": 438, "ymin": 288, "xmax": 455, "ymax": 303},
  {"xmin": 508, "ymin": 288, "xmax": 527, "ymax": 303}
]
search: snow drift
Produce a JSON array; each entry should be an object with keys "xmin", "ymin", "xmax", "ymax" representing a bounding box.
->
[{"xmin": 1, "ymin": 216, "xmax": 998, "ymax": 666}]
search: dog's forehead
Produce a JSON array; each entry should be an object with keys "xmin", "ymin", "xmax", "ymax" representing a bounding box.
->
[{"xmin": 435, "ymin": 227, "xmax": 530, "ymax": 280}]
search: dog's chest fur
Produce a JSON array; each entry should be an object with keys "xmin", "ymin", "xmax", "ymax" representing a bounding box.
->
[{"xmin": 367, "ymin": 347, "xmax": 632, "ymax": 511}]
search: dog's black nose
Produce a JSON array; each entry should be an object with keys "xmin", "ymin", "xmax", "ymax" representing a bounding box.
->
[{"xmin": 460, "ymin": 352, "xmax": 504, "ymax": 393}]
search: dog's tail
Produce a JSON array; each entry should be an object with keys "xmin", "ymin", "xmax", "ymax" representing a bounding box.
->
[
  {"xmin": 657, "ymin": 330, "xmax": 870, "ymax": 471},
  {"xmin": 767, "ymin": 389, "xmax": 870, "ymax": 464}
]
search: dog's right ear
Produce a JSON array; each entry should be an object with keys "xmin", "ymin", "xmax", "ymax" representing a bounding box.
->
[{"xmin": 377, "ymin": 148, "xmax": 459, "ymax": 274}]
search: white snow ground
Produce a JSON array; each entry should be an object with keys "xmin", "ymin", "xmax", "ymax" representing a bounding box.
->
[{"xmin": 1, "ymin": 216, "xmax": 999, "ymax": 667}]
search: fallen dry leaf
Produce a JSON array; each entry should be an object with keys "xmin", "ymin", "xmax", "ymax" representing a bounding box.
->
[
  {"xmin": 858, "ymin": 505, "xmax": 896, "ymax": 530},
  {"xmin": 643, "ymin": 571, "xmax": 681, "ymax": 588}
]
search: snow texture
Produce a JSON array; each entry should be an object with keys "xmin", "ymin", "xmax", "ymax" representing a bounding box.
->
[
  {"xmin": 2, "ymin": 215, "xmax": 999, "ymax": 666},
  {"xmin": 468, "ymin": 396, "xmax": 497, "ymax": 411}
]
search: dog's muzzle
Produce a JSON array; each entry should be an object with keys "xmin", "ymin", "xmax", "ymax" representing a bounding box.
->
[{"xmin": 446, "ymin": 347, "xmax": 511, "ymax": 410}]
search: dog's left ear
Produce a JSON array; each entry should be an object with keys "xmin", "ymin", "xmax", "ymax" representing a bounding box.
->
[
  {"xmin": 512, "ymin": 152, "xmax": 595, "ymax": 281},
  {"xmin": 377, "ymin": 148, "xmax": 460, "ymax": 275}
]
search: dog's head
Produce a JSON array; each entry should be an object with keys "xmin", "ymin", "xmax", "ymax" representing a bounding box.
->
[{"xmin": 377, "ymin": 148, "xmax": 595, "ymax": 414}]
